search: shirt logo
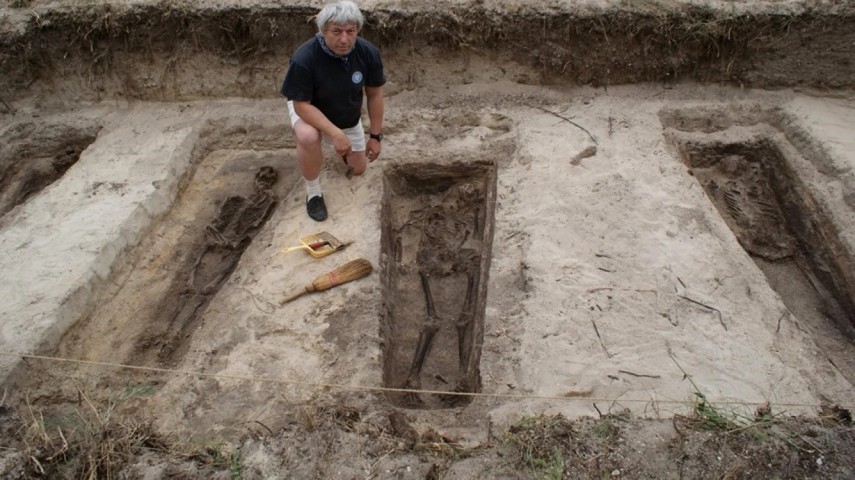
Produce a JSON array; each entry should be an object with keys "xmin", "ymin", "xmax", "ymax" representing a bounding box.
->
[{"xmin": 352, "ymin": 71, "xmax": 363, "ymax": 84}]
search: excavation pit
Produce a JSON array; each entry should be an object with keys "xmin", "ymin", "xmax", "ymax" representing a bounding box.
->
[
  {"xmin": 380, "ymin": 161, "xmax": 497, "ymax": 409},
  {"xmin": 3, "ymin": 114, "xmax": 301, "ymax": 390},
  {"xmin": 668, "ymin": 123, "xmax": 855, "ymax": 338},
  {"xmin": 82, "ymin": 126, "xmax": 300, "ymax": 370},
  {"xmin": 1, "ymin": 0, "xmax": 855, "ymax": 477},
  {"xmin": 0, "ymin": 120, "xmax": 100, "ymax": 219}
]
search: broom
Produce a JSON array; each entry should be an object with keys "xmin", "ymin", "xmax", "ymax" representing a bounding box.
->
[{"xmin": 280, "ymin": 258, "xmax": 373, "ymax": 305}]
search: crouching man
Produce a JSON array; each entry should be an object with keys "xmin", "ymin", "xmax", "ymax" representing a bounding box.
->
[{"xmin": 280, "ymin": 0, "xmax": 386, "ymax": 221}]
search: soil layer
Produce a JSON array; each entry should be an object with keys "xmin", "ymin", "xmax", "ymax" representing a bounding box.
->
[{"xmin": 1, "ymin": 1, "xmax": 854, "ymax": 479}]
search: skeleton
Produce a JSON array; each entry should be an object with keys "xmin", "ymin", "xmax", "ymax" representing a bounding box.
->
[
  {"xmin": 397, "ymin": 182, "xmax": 485, "ymax": 407},
  {"xmin": 153, "ymin": 166, "xmax": 278, "ymax": 361},
  {"xmin": 189, "ymin": 166, "xmax": 278, "ymax": 294}
]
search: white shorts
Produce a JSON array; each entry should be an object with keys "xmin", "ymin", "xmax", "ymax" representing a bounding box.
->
[{"xmin": 288, "ymin": 100, "xmax": 366, "ymax": 152}]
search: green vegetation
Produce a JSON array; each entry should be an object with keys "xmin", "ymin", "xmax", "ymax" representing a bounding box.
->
[
  {"xmin": 502, "ymin": 415, "xmax": 569, "ymax": 479},
  {"xmin": 19, "ymin": 383, "xmax": 161, "ymax": 479}
]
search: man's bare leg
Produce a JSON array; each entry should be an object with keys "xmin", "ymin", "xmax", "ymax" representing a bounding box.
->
[
  {"xmin": 294, "ymin": 120, "xmax": 324, "ymax": 182},
  {"xmin": 294, "ymin": 120, "xmax": 328, "ymax": 221},
  {"xmin": 342, "ymin": 151, "xmax": 367, "ymax": 176}
]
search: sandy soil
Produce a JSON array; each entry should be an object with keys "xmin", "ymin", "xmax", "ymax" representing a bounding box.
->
[{"xmin": 0, "ymin": 1, "xmax": 854, "ymax": 478}]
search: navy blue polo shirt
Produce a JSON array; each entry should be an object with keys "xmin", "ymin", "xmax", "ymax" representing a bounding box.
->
[{"xmin": 281, "ymin": 36, "xmax": 385, "ymax": 129}]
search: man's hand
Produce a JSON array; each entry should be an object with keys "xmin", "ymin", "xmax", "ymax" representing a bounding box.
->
[
  {"xmin": 331, "ymin": 130, "xmax": 352, "ymax": 158},
  {"xmin": 367, "ymin": 138, "xmax": 382, "ymax": 162}
]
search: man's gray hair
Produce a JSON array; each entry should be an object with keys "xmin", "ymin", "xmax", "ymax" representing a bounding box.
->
[{"xmin": 316, "ymin": 1, "xmax": 364, "ymax": 31}]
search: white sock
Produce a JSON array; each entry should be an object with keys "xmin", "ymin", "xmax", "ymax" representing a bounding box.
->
[{"xmin": 305, "ymin": 177, "xmax": 322, "ymax": 200}]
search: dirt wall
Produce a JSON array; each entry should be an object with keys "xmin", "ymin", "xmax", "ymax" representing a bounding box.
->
[{"xmin": 1, "ymin": 1, "xmax": 854, "ymax": 105}]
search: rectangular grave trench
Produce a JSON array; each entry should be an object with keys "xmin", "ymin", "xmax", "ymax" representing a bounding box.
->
[
  {"xmin": 380, "ymin": 161, "xmax": 497, "ymax": 409},
  {"xmin": 675, "ymin": 136, "xmax": 855, "ymax": 336},
  {"xmin": 48, "ymin": 120, "xmax": 300, "ymax": 370},
  {"xmin": 124, "ymin": 127, "xmax": 300, "ymax": 366},
  {"xmin": 0, "ymin": 121, "xmax": 101, "ymax": 219}
]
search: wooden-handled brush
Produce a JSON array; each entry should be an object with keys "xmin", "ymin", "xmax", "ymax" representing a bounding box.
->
[{"xmin": 280, "ymin": 258, "xmax": 373, "ymax": 305}]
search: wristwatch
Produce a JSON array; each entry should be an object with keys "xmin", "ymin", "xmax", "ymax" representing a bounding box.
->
[{"xmin": 369, "ymin": 132, "xmax": 383, "ymax": 142}]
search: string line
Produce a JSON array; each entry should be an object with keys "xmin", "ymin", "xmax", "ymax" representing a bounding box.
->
[{"xmin": 2, "ymin": 351, "xmax": 851, "ymax": 410}]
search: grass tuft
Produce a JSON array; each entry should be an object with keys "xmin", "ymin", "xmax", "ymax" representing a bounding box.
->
[
  {"xmin": 17, "ymin": 383, "xmax": 164, "ymax": 479},
  {"xmin": 502, "ymin": 414, "xmax": 570, "ymax": 479}
]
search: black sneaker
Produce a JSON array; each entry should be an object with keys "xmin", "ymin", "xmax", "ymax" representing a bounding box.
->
[{"xmin": 306, "ymin": 195, "xmax": 327, "ymax": 221}]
